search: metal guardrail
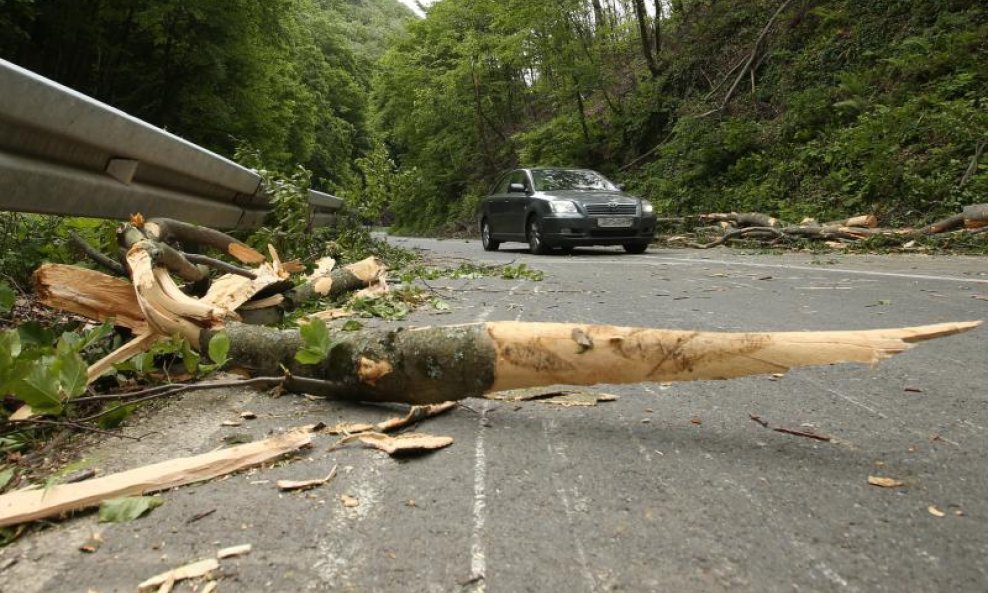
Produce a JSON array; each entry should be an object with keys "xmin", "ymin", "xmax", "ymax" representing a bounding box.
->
[{"xmin": 0, "ymin": 59, "xmax": 342, "ymax": 229}]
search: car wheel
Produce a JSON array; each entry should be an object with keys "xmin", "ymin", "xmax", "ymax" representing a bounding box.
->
[
  {"xmin": 623, "ymin": 242, "xmax": 649, "ymax": 254},
  {"xmin": 481, "ymin": 219, "xmax": 499, "ymax": 251},
  {"xmin": 527, "ymin": 217, "xmax": 550, "ymax": 255}
]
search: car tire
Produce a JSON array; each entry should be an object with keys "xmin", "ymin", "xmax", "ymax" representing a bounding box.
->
[
  {"xmin": 527, "ymin": 217, "xmax": 551, "ymax": 255},
  {"xmin": 623, "ymin": 242, "xmax": 649, "ymax": 254},
  {"xmin": 481, "ymin": 219, "xmax": 499, "ymax": 251}
]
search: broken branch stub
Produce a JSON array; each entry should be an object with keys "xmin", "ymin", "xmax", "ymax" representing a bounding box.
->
[{"xmin": 207, "ymin": 320, "xmax": 981, "ymax": 405}]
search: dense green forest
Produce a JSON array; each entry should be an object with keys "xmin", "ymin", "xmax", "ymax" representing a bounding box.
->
[
  {"xmin": 1, "ymin": 0, "xmax": 985, "ymax": 233},
  {"xmin": 0, "ymin": 0, "xmax": 413, "ymax": 191},
  {"xmin": 376, "ymin": 0, "xmax": 988, "ymax": 231}
]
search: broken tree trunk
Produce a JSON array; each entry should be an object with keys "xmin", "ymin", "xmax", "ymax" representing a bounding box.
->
[
  {"xmin": 736, "ymin": 212, "xmax": 781, "ymax": 228},
  {"xmin": 205, "ymin": 320, "xmax": 980, "ymax": 405},
  {"xmin": 963, "ymin": 203, "xmax": 988, "ymax": 229}
]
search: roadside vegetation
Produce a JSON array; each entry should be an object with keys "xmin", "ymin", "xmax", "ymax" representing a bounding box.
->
[{"xmin": 374, "ymin": 0, "xmax": 987, "ymax": 232}]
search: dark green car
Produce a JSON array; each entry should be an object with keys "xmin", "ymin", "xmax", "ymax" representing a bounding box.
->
[{"xmin": 479, "ymin": 168, "xmax": 657, "ymax": 254}]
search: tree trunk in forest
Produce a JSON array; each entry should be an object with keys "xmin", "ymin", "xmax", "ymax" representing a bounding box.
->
[
  {"xmin": 632, "ymin": 0, "xmax": 660, "ymax": 77},
  {"xmin": 652, "ymin": 0, "xmax": 663, "ymax": 53}
]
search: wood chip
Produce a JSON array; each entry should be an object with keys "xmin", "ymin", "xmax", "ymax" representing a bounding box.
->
[
  {"xmin": 200, "ymin": 582, "xmax": 217, "ymax": 593},
  {"xmin": 868, "ymin": 476, "xmax": 905, "ymax": 488},
  {"xmin": 221, "ymin": 420, "xmax": 243, "ymax": 427},
  {"xmin": 137, "ymin": 558, "xmax": 219, "ymax": 592},
  {"xmin": 340, "ymin": 494, "xmax": 359, "ymax": 508},
  {"xmin": 928, "ymin": 505, "xmax": 946, "ymax": 518},
  {"xmin": 355, "ymin": 433, "xmax": 454, "ymax": 455},
  {"xmin": 217, "ymin": 543, "xmax": 252, "ymax": 559},
  {"xmin": 79, "ymin": 532, "xmax": 103, "ymax": 553},
  {"xmin": 276, "ymin": 466, "xmax": 338, "ymax": 492},
  {"xmin": 240, "ymin": 411, "xmax": 257, "ymax": 420}
]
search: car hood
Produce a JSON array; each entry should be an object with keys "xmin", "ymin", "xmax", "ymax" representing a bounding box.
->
[{"xmin": 541, "ymin": 190, "xmax": 638, "ymax": 205}]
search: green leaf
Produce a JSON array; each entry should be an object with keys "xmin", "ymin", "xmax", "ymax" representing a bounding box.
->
[
  {"xmin": 0, "ymin": 468, "xmax": 14, "ymax": 491},
  {"xmin": 207, "ymin": 332, "xmax": 230, "ymax": 367},
  {"xmin": 181, "ymin": 340, "xmax": 200, "ymax": 375},
  {"xmin": 98, "ymin": 495, "xmax": 164, "ymax": 523},
  {"xmin": 16, "ymin": 322, "xmax": 53, "ymax": 349},
  {"xmin": 0, "ymin": 281, "xmax": 14, "ymax": 314},
  {"xmin": 55, "ymin": 350, "xmax": 89, "ymax": 400},
  {"xmin": 97, "ymin": 403, "xmax": 136, "ymax": 430},
  {"xmin": 0, "ymin": 330, "xmax": 22, "ymax": 390},
  {"xmin": 11, "ymin": 357, "xmax": 64, "ymax": 414},
  {"xmin": 295, "ymin": 318, "xmax": 332, "ymax": 365},
  {"xmin": 341, "ymin": 319, "xmax": 363, "ymax": 332}
]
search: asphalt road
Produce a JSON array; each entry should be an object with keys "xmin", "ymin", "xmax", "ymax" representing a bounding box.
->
[{"xmin": 1, "ymin": 239, "xmax": 986, "ymax": 593}]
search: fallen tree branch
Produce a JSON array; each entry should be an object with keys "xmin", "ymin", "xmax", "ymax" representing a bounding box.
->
[
  {"xmin": 719, "ymin": 0, "xmax": 795, "ymax": 110},
  {"xmin": 0, "ymin": 428, "xmax": 313, "ymax": 527},
  {"xmin": 68, "ymin": 231, "xmax": 125, "ymax": 276},
  {"xmin": 197, "ymin": 319, "xmax": 981, "ymax": 405},
  {"xmin": 143, "ymin": 218, "xmax": 265, "ymax": 264}
]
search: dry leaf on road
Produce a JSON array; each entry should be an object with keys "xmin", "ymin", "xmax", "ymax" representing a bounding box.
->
[{"xmin": 354, "ymin": 432, "xmax": 454, "ymax": 455}]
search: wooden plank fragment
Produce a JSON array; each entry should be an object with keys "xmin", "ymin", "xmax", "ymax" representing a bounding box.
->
[{"xmin": 0, "ymin": 430, "xmax": 313, "ymax": 528}]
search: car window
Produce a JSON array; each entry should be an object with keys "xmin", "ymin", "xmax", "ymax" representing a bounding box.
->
[
  {"xmin": 531, "ymin": 169, "xmax": 617, "ymax": 192},
  {"xmin": 492, "ymin": 173, "xmax": 511, "ymax": 194},
  {"xmin": 509, "ymin": 171, "xmax": 528, "ymax": 190}
]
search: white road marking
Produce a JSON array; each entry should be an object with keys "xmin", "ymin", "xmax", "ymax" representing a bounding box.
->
[
  {"xmin": 468, "ymin": 402, "xmax": 490, "ymax": 592},
  {"xmin": 543, "ymin": 417, "xmax": 598, "ymax": 592},
  {"xmin": 538, "ymin": 255, "xmax": 988, "ymax": 284},
  {"xmin": 311, "ymin": 456, "xmax": 385, "ymax": 590}
]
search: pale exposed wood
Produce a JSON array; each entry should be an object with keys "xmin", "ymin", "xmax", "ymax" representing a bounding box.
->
[
  {"xmin": 963, "ymin": 203, "xmax": 988, "ymax": 229},
  {"xmin": 200, "ymin": 262, "xmax": 284, "ymax": 312},
  {"xmin": 485, "ymin": 320, "xmax": 983, "ymax": 392},
  {"xmin": 33, "ymin": 264, "xmax": 147, "ymax": 332},
  {"xmin": 0, "ymin": 429, "xmax": 313, "ymax": 528},
  {"xmin": 825, "ymin": 214, "xmax": 878, "ymax": 228},
  {"xmin": 238, "ymin": 294, "xmax": 285, "ymax": 311},
  {"xmin": 137, "ymin": 558, "xmax": 219, "ymax": 593},
  {"xmin": 128, "ymin": 245, "xmax": 223, "ymax": 342},
  {"xmin": 86, "ymin": 332, "xmax": 158, "ymax": 383},
  {"xmin": 216, "ymin": 543, "xmax": 252, "ymax": 558}
]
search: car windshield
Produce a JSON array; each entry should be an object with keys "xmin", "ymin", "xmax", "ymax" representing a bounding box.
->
[{"xmin": 531, "ymin": 169, "xmax": 618, "ymax": 192}]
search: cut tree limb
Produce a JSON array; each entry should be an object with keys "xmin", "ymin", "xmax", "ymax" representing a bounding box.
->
[
  {"xmin": 962, "ymin": 203, "xmax": 988, "ymax": 229},
  {"xmin": 86, "ymin": 331, "xmax": 158, "ymax": 383},
  {"xmin": 282, "ymin": 256, "xmax": 386, "ymax": 311},
  {"xmin": 199, "ymin": 320, "xmax": 981, "ymax": 405},
  {"xmin": 143, "ymin": 218, "xmax": 265, "ymax": 265},
  {"xmin": 0, "ymin": 429, "xmax": 313, "ymax": 528}
]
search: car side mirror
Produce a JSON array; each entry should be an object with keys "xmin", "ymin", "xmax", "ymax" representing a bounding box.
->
[
  {"xmin": 508, "ymin": 182, "xmax": 527, "ymax": 193},
  {"xmin": 616, "ymin": 183, "xmax": 626, "ymax": 191}
]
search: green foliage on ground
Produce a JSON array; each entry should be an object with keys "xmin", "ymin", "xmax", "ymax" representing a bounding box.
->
[{"xmin": 373, "ymin": 0, "xmax": 988, "ymax": 231}]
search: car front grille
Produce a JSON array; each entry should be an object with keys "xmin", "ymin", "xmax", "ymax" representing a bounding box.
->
[{"xmin": 585, "ymin": 204, "xmax": 637, "ymax": 215}]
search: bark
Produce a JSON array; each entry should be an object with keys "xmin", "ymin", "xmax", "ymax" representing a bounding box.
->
[
  {"xmin": 632, "ymin": 0, "xmax": 660, "ymax": 77},
  {"xmin": 198, "ymin": 320, "xmax": 981, "ymax": 405},
  {"xmin": 919, "ymin": 213, "xmax": 965, "ymax": 235},
  {"xmin": 281, "ymin": 257, "xmax": 385, "ymax": 311},
  {"xmin": 736, "ymin": 212, "xmax": 780, "ymax": 228}
]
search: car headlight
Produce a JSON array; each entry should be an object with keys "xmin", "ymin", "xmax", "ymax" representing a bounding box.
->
[
  {"xmin": 641, "ymin": 201, "xmax": 654, "ymax": 214},
  {"xmin": 549, "ymin": 201, "xmax": 579, "ymax": 214}
]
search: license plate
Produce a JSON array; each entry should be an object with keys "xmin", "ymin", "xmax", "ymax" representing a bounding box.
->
[{"xmin": 597, "ymin": 217, "xmax": 633, "ymax": 228}]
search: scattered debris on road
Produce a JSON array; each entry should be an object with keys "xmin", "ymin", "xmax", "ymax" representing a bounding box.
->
[
  {"xmin": 0, "ymin": 429, "xmax": 313, "ymax": 528},
  {"xmin": 339, "ymin": 432, "xmax": 455, "ymax": 456},
  {"xmin": 928, "ymin": 505, "xmax": 946, "ymax": 518},
  {"xmin": 277, "ymin": 465, "xmax": 338, "ymax": 492},
  {"xmin": 216, "ymin": 543, "xmax": 252, "ymax": 559},
  {"xmin": 137, "ymin": 557, "xmax": 219, "ymax": 592},
  {"xmin": 868, "ymin": 476, "xmax": 906, "ymax": 488},
  {"xmin": 749, "ymin": 414, "xmax": 833, "ymax": 442}
]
